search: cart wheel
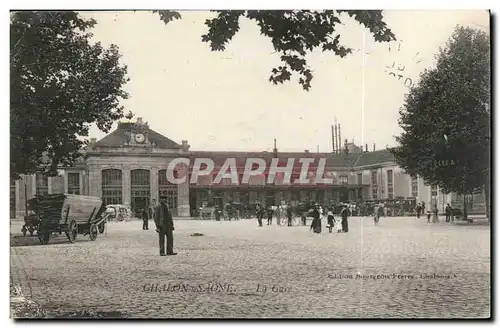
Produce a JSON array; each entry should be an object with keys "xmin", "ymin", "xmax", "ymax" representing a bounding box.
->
[
  {"xmin": 38, "ymin": 230, "xmax": 50, "ymax": 245},
  {"xmin": 98, "ymin": 222, "xmax": 105, "ymax": 234},
  {"xmin": 89, "ymin": 224, "xmax": 98, "ymax": 241},
  {"xmin": 66, "ymin": 220, "xmax": 77, "ymax": 243}
]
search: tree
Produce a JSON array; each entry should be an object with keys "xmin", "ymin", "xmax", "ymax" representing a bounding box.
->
[
  {"xmin": 155, "ymin": 10, "xmax": 395, "ymax": 91},
  {"xmin": 10, "ymin": 11, "xmax": 132, "ymax": 179},
  {"xmin": 390, "ymin": 26, "xmax": 490, "ymax": 220}
]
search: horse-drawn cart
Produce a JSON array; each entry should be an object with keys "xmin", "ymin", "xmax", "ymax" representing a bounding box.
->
[{"xmin": 27, "ymin": 194, "xmax": 108, "ymax": 245}]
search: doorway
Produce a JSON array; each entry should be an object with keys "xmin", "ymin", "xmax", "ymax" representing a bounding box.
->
[
  {"xmin": 131, "ymin": 169, "xmax": 151, "ymax": 215},
  {"xmin": 131, "ymin": 197, "xmax": 149, "ymax": 216}
]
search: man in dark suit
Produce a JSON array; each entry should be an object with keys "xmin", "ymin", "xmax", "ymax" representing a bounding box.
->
[
  {"xmin": 154, "ymin": 199, "xmax": 177, "ymax": 256},
  {"xmin": 286, "ymin": 204, "xmax": 293, "ymax": 227}
]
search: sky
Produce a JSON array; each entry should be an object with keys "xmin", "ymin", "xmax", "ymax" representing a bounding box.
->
[{"xmin": 81, "ymin": 10, "xmax": 489, "ymax": 153}]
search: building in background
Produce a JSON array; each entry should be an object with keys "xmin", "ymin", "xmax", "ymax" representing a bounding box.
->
[{"xmin": 10, "ymin": 117, "xmax": 487, "ymax": 218}]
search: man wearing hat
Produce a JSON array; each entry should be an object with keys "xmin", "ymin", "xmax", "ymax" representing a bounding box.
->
[{"xmin": 154, "ymin": 199, "xmax": 177, "ymax": 256}]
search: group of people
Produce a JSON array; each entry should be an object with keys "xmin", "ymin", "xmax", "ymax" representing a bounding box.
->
[
  {"xmin": 254, "ymin": 203, "xmax": 351, "ymax": 234},
  {"xmin": 255, "ymin": 204, "xmax": 296, "ymax": 227},
  {"xmin": 415, "ymin": 201, "xmax": 455, "ymax": 223},
  {"xmin": 310, "ymin": 204, "xmax": 350, "ymax": 234},
  {"xmin": 139, "ymin": 199, "xmax": 177, "ymax": 256}
]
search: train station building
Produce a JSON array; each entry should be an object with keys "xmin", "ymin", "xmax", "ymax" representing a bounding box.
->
[{"xmin": 10, "ymin": 117, "xmax": 486, "ymax": 218}]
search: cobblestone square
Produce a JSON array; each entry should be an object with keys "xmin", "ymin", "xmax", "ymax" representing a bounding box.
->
[{"xmin": 10, "ymin": 217, "xmax": 490, "ymax": 318}]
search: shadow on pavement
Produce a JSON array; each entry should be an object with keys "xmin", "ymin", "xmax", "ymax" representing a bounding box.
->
[{"xmin": 10, "ymin": 234, "xmax": 97, "ymax": 247}]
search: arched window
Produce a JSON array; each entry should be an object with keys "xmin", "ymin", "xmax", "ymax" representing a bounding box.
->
[{"xmin": 102, "ymin": 169, "xmax": 122, "ymax": 206}]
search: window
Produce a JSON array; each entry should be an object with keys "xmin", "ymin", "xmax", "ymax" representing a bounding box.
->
[
  {"xmin": 241, "ymin": 192, "xmax": 249, "ymax": 205},
  {"xmin": 102, "ymin": 169, "xmax": 122, "ymax": 205},
  {"xmin": 67, "ymin": 173, "xmax": 80, "ymax": 195},
  {"xmin": 387, "ymin": 170, "xmax": 393, "ymax": 185},
  {"xmin": 431, "ymin": 185, "xmax": 438, "ymax": 207},
  {"xmin": 411, "ymin": 176, "xmax": 418, "ymax": 197},
  {"xmin": 339, "ymin": 175, "xmax": 348, "ymax": 185},
  {"xmin": 317, "ymin": 190, "xmax": 325, "ymax": 203},
  {"xmin": 159, "ymin": 169, "xmax": 178, "ymax": 185},
  {"xmin": 372, "ymin": 187, "xmax": 378, "ymax": 199},
  {"xmin": 249, "ymin": 191, "xmax": 258, "ymax": 203},
  {"xmin": 357, "ymin": 173, "xmax": 363, "ymax": 185},
  {"xmin": 387, "ymin": 170, "xmax": 394, "ymax": 199},
  {"xmin": 309, "ymin": 191, "xmax": 317, "ymax": 202},
  {"xmin": 159, "ymin": 188, "xmax": 177, "ymax": 211},
  {"xmin": 388, "ymin": 186, "xmax": 394, "ymax": 199},
  {"xmin": 371, "ymin": 171, "xmax": 378, "ymax": 186},
  {"xmin": 431, "ymin": 185, "xmax": 438, "ymax": 197},
  {"xmin": 131, "ymin": 169, "xmax": 150, "ymax": 186},
  {"xmin": 36, "ymin": 172, "xmax": 48, "ymax": 195}
]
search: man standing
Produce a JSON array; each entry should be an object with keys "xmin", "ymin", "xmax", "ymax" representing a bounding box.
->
[
  {"xmin": 256, "ymin": 204, "xmax": 263, "ymax": 227},
  {"xmin": 341, "ymin": 205, "xmax": 349, "ymax": 232},
  {"xmin": 141, "ymin": 207, "xmax": 149, "ymax": 230},
  {"xmin": 267, "ymin": 206, "xmax": 274, "ymax": 225},
  {"xmin": 154, "ymin": 199, "xmax": 177, "ymax": 256},
  {"xmin": 286, "ymin": 204, "xmax": 293, "ymax": 227},
  {"xmin": 415, "ymin": 203, "xmax": 422, "ymax": 219}
]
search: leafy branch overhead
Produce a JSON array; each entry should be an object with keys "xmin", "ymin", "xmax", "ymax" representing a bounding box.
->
[
  {"xmin": 154, "ymin": 10, "xmax": 396, "ymax": 90},
  {"xmin": 10, "ymin": 11, "xmax": 131, "ymax": 178}
]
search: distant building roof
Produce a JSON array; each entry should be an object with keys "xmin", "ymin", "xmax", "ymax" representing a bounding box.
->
[
  {"xmin": 353, "ymin": 149, "xmax": 395, "ymax": 167},
  {"xmin": 188, "ymin": 150, "xmax": 376, "ymax": 170},
  {"xmin": 93, "ymin": 121, "xmax": 181, "ymax": 149}
]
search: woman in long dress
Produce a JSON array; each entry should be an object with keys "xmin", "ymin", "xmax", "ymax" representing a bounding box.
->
[
  {"xmin": 432, "ymin": 206, "xmax": 439, "ymax": 223},
  {"xmin": 327, "ymin": 208, "xmax": 335, "ymax": 233},
  {"xmin": 309, "ymin": 205, "xmax": 321, "ymax": 233}
]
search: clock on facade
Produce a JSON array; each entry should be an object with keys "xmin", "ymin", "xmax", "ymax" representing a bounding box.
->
[{"xmin": 135, "ymin": 133, "xmax": 145, "ymax": 143}]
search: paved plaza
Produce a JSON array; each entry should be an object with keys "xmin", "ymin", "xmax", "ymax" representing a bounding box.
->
[{"xmin": 10, "ymin": 216, "xmax": 490, "ymax": 318}]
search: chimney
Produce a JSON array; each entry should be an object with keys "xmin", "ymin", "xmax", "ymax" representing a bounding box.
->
[
  {"xmin": 338, "ymin": 125, "xmax": 342, "ymax": 155},
  {"xmin": 373, "ymin": 143, "xmax": 376, "ymax": 151},
  {"xmin": 273, "ymin": 138, "xmax": 278, "ymax": 157},
  {"xmin": 181, "ymin": 140, "xmax": 190, "ymax": 152},
  {"xmin": 136, "ymin": 117, "xmax": 143, "ymax": 125},
  {"xmin": 331, "ymin": 125, "xmax": 335, "ymax": 153},
  {"xmin": 344, "ymin": 139, "xmax": 349, "ymax": 156},
  {"xmin": 90, "ymin": 138, "xmax": 97, "ymax": 146},
  {"xmin": 304, "ymin": 149, "xmax": 309, "ymax": 153},
  {"xmin": 365, "ymin": 144, "xmax": 368, "ymax": 152}
]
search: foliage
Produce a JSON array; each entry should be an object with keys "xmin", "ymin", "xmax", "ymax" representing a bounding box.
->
[
  {"xmin": 154, "ymin": 10, "xmax": 395, "ymax": 90},
  {"xmin": 10, "ymin": 11, "xmax": 131, "ymax": 178},
  {"xmin": 391, "ymin": 26, "xmax": 490, "ymax": 197}
]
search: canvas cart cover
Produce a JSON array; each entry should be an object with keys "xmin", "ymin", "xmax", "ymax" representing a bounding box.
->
[{"xmin": 28, "ymin": 194, "xmax": 103, "ymax": 225}]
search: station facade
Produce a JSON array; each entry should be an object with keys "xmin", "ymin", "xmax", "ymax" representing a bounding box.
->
[{"xmin": 10, "ymin": 118, "xmax": 486, "ymax": 218}]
